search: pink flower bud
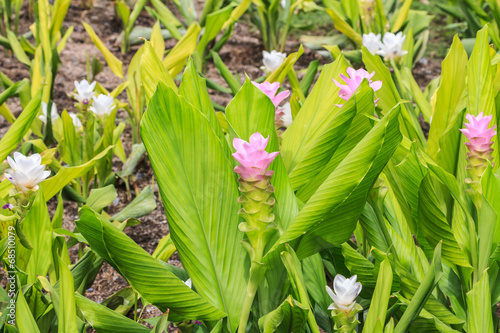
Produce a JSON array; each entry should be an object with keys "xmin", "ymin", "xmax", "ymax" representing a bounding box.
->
[
  {"xmin": 460, "ymin": 112, "xmax": 497, "ymax": 153},
  {"xmin": 332, "ymin": 67, "xmax": 382, "ymax": 107},
  {"xmin": 232, "ymin": 133, "xmax": 279, "ymax": 181},
  {"xmin": 252, "ymin": 81, "xmax": 290, "ymax": 109}
]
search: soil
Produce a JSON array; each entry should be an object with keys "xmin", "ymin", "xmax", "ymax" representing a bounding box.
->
[{"xmin": 0, "ymin": 0, "xmax": 444, "ymax": 331}]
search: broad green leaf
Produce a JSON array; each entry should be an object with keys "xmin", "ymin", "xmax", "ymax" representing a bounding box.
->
[
  {"xmin": 428, "ymin": 35, "xmax": 467, "ymax": 160},
  {"xmin": 302, "ymin": 254, "xmax": 330, "ymax": 311},
  {"xmin": 58, "ymin": 257, "xmax": 78, "ymax": 333},
  {"xmin": 141, "ymin": 41, "xmax": 177, "ymax": 103},
  {"xmin": 258, "ymin": 295, "xmax": 309, "ymax": 333},
  {"xmin": 75, "ymin": 293, "xmax": 150, "ymax": 333},
  {"xmin": 417, "ymin": 175, "xmax": 471, "ymax": 267},
  {"xmin": 87, "ymin": 185, "xmax": 117, "ymax": 213},
  {"xmin": 325, "ymin": 8, "xmax": 362, "ymax": 46},
  {"xmin": 41, "ymin": 146, "xmax": 113, "ymax": 200},
  {"xmin": 141, "ymin": 83, "xmax": 247, "ymax": 330},
  {"xmin": 465, "ymin": 272, "xmax": 494, "ymax": 333},
  {"xmin": 76, "ymin": 206, "xmax": 226, "ymax": 321},
  {"xmin": 163, "ymin": 23, "xmax": 201, "ymax": 77},
  {"xmin": 394, "ymin": 242, "xmax": 443, "ymax": 333},
  {"xmin": 111, "ymin": 185, "xmax": 156, "ymax": 222},
  {"xmin": 151, "ymin": 312, "xmax": 170, "ymax": 333},
  {"xmin": 362, "ymin": 258, "xmax": 393, "ymax": 333},
  {"xmin": 278, "ymin": 106, "xmax": 402, "ymax": 258},
  {"xmin": 16, "ymin": 288, "xmax": 41, "ymax": 333},
  {"xmin": 23, "ymin": 190, "xmax": 52, "ymax": 283},
  {"xmin": 0, "ymin": 89, "xmax": 41, "ymax": 162},
  {"xmin": 83, "ymin": 21, "xmax": 124, "ymax": 79}
]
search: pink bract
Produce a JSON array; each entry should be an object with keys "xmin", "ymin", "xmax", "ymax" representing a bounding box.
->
[
  {"xmin": 232, "ymin": 132, "xmax": 279, "ymax": 181},
  {"xmin": 460, "ymin": 112, "xmax": 497, "ymax": 151},
  {"xmin": 252, "ymin": 81, "xmax": 290, "ymax": 108},
  {"xmin": 332, "ymin": 67, "xmax": 382, "ymax": 107}
]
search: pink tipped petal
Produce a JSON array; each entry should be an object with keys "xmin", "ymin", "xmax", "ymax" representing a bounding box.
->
[
  {"xmin": 232, "ymin": 132, "xmax": 279, "ymax": 181},
  {"xmin": 333, "ymin": 67, "xmax": 382, "ymax": 107}
]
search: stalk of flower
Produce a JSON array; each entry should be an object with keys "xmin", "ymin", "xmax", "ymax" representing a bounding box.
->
[
  {"xmin": 460, "ymin": 112, "xmax": 497, "ymax": 204},
  {"xmin": 252, "ymin": 81, "xmax": 290, "ymax": 131},
  {"xmin": 3, "ymin": 152, "xmax": 51, "ymax": 216},
  {"xmin": 326, "ymin": 274, "xmax": 363, "ymax": 333},
  {"xmin": 233, "ymin": 132, "xmax": 279, "ymax": 333},
  {"xmin": 333, "ymin": 67, "xmax": 382, "ymax": 108}
]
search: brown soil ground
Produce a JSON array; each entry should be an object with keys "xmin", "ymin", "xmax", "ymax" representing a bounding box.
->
[{"xmin": 0, "ymin": 0, "xmax": 444, "ymax": 331}]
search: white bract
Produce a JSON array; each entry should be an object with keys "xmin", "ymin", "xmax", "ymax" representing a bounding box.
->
[
  {"xmin": 261, "ymin": 50, "xmax": 286, "ymax": 73},
  {"xmin": 39, "ymin": 102, "xmax": 60, "ymax": 124},
  {"xmin": 326, "ymin": 274, "xmax": 362, "ymax": 312},
  {"xmin": 377, "ymin": 32, "xmax": 408, "ymax": 60},
  {"xmin": 74, "ymin": 79, "xmax": 96, "ymax": 104},
  {"xmin": 69, "ymin": 113, "xmax": 83, "ymax": 129},
  {"xmin": 183, "ymin": 278, "xmax": 192, "ymax": 288},
  {"xmin": 281, "ymin": 103, "xmax": 293, "ymax": 128},
  {"xmin": 5, "ymin": 153, "xmax": 51, "ymax": 193},
  {"xmin": 362, "ymin": 33, "xmax": 381, "ymax": 55},
  {"xmin": 89, "ymin": 94, "xmax": 115, "ymax": 117}
]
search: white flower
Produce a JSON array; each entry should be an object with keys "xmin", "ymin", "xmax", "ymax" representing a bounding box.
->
[
  {"xmin": 4, "ymin": 153, "xmax": 51, "ymax": 193},
  {"xmin": 326, "ymin": 274, "xmax": 362, "ymax": 312},
  {"xmin": 39, "ymin": 102, "xmax": 59, "ymax": 124},
  {"xmin": 281, "ymin": 0, "xmax": 287, "ymax": 7},
  {"xmin": 362, "ymin": 33, "xmax": 381, "ymax": 55},
  {"xmin": 89, "ymin": 94, "xmax": 115, "ymax": 117},
  {"xmin": 183, "ymin": 278, "xmax": 192, "ymax": 288},
  {"xmin": 376, "ymin": 32, "xmax": 408, "ymax": 61},
  {"xmin": 261, "ymin": 50, "xmax": 286, "ymax": 73},
  {"xmin": 281, "ymin": 103, "xmax": 293, "ymax": 127},
  {"xmin": 69, "ymin": 113, "xmax": 83, "ymax": 128},
  {"xmin": 74, "ymin": 79, "xmax": 96, "ymax": 105}
]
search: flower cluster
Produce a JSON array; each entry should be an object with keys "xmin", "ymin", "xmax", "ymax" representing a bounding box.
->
[
  {"xmin": 233, "ymin": 133, "xmax": 279, "ymax": 181},
  {"xmin": 363, "ymin": 32, "xmax": 408, "ymax": 61},
  {"xmin": 73, "ymin": 80, "xmax": 115, "ymax": 118},
  {"xmin": 333, "ymin": 67, "xmax": 382, "ymax": 107}
]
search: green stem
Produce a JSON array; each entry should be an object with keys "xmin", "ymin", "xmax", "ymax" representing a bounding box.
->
[{"xmin": 238, "ymin": 245, "xmax": 266, "ymax": 333}]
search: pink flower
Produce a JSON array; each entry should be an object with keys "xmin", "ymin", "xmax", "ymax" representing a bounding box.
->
[
  {"xmin": 232, "ymin": 133, "xmax": 279, "ymax": 181},
  {"xmin": 252, "ymin": 81, "xmax": 290, "ymax": 108},
  {"xmin": 332, "ymin": 67, "xmax": 382, "ymax": 107},
  {"xmin": 460, "ymin": 112, "xmax": 497, "ymax": 152}
]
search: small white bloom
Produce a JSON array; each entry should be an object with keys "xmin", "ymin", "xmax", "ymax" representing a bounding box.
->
[
  {"xmin": 326, "ymin": 274, "xmax": 362, "ymax": 312},
  {"xmin": 377, "ymin": 32, "xmax": 408, "ymax": 61},
  {"xmin": 362, "ymin": 33, "xmax": 381, "ymax": 55},
  {"xmin": 89, "ymin": 94, "xmax": 115, "ymax": 117},
  {"xmin": 281, "ymin": 103, "xmax": 293, "ymax": 127},
  {"xmin": 4, "ymin": 152, "xmax": 51, "ymax": 193},
  {"xmin": 261, "ymin": 50, "xmax": 286, "ymax": 73},
  {"xmin": 39, "ymin": 102, "xmax": 59, "ymax": 124},
  {"xmin": 281, "ymin": 0, "xmax": 287, "ymax": 7},
  {"xmin": 74, "ymin": 79, "xmax": 96, "ymax": 105},
  {"xmin": 183, "ymin": 278, "xmax": 192, "ymax": 288},
  {"xmin": 69, "ymin": 113, "xmax": 83, "ymax": 128}
]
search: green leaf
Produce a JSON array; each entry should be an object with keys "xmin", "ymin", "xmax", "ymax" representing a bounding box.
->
[
  {"xmin": 362, "ymin": 258, "xmax": 393, "ymax": 333},
  {"xmin": 417, "ymin": 175, "xmax": 471, "ymax": 267},
  {"xmin": 211, "ymin": 51, "xmax": 241, "ymax": 95},
  {"xmin": 0, "ymin": 89, "xmax": 41, "ymax": 161},
  {"xmin": 41, "ymin": 146, "xmax": 114, "ymax": 200},
  {"xmin": 141, "ymin": 41, "xmax": 177, "ymax": 104},
  {"xmin": 7, "ymin": 30, "xmax": 31, "ymax": 66},
  {"xmin": 258, "ymin": 295, "xmax": 309, "ymax": 333},
  {"xmin": 76, "ymin": 206, "xmax": 226, "ymax": 320},
  {"xmin": 140, "ymin": 83, "xmax": 247, "ymax": 330},
  {"xmin": 466, "ymin": 271, "xmax": 494, "ymax": 332},
  {"xmin": 75, "ymin": 293, "xmax": 150, "ymax": 333},
  {"xmin": 394, "ymin": 242, "xmax": 443, "ymax": 333},
  {"xmin": 278, "ymin": 105, "xmax": 402, "ymax": 258},
  {"xmin": 58, "ymin": 257, "xmax": 78, "ymax": 333},
  {"xmin": 163, "ymin": 23, "xmax": 201, "ymax": 77},
  {"xmin": 325, "ymin": 8, "xmax": 362, "ymax": 46},
  {"xmin": 111, "ymin": 185, "xmax": 156, "ymax": 222},
  {"xmin": 87, "ymin": 185, "xmax": 117, "ymax": 213},
  {"xmin": 15, "ymin": 288, "xmax": 41, "ymax": 333},
  {"xmin": 151, "ymin": 311, "xmax": 170, "ymax": 333},
  {"xmin": 83, "ymin": 22, "xmax": 124, "ymax": 79}
]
